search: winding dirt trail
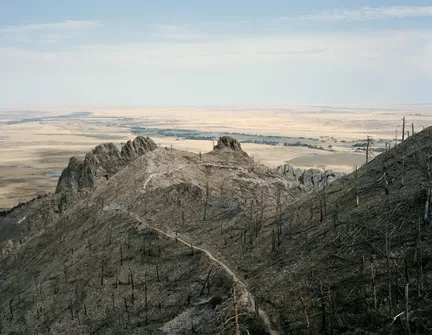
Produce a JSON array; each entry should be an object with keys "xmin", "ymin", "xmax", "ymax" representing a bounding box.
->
[{"xmin": 126, "ymin": 210, "xmax": 280, "ymax": 335}]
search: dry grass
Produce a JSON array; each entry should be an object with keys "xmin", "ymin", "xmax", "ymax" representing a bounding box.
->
[{"xmin": 1, "ymin": 106, "xmax": 430, "ymax": 208}]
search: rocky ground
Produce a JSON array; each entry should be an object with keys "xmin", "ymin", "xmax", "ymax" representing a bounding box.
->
[{"xmin": 1, "ymin": 129, "xmax": 431, "ymax": 334}]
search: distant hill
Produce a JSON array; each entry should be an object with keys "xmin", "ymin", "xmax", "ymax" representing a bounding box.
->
[{"xmin": 1, "ymin": 128, "xmax": 431, "ymax": 334}]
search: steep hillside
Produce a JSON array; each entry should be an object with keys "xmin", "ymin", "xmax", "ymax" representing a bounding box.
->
[{"xmin": 1, "ymin": 129, "xmax": 431, "ymax": 334}]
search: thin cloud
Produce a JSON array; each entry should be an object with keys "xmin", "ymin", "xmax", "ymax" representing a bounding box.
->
[
  {"xmin": 2, "ymin": 30, "xmax": 429, "ymax": 71},
  {"xmin": 41, "ymin": 34, "xmax": 66, "ymax": 44},
  {"xmin": 301, "ymin": 6, "xmax": 432, "ymax": 21},
  {"xmin": 149, "ymin": 24, "xmax": 208, "ymax": 40},
  {"xmin": 0, "ymin": 20, "xmax": 99, "ymax": 33}
]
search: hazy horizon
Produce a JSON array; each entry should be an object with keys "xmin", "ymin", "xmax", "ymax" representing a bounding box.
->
[
  {"xmin": 1, "ymin": 1, "xmax": 431, "ymax": 107},
  {"xmin": 1, "ymin": 103, "xmax": 432, "ymax": 111}
]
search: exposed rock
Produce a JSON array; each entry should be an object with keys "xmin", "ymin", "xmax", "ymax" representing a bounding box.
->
[
  {"xmin": 276, "ymin": 163, "xmax": 345, "ymax": 189},
  {"xmin": 54, "ymin": 136, "xmax": 157, "ymax": 211},
  {"xmin": 213, "ymin": 136, "xmax": 248, "ymax": 156},
  {"xmin": 121, "ymin": 136, "xmax": 158, "ymax": 160}
]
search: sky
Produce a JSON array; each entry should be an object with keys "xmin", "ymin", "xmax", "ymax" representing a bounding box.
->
[{"xmin": 0, "ymin": 0, "xmax": 431, "ymax": 107}]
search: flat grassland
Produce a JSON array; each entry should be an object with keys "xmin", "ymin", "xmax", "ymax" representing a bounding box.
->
[{"xmin": 0, "ymin": 105, "xmax": 430, "ymax": 209}]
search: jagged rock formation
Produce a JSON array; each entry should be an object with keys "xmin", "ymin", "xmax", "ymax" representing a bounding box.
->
[
  {"xmin": 213, "ymin": 136, "xmax": 248, "ymax": 156},
  {"xmin": 276, "ymin": 163, "xmax": 345, "ymax": 189},
  {"xmin": 1, "ymin": 128, "xmax": 432, "ymax": 334},
  {"xmin": 121, "ymin": 136, "xmax": 159, "ymax": 160},
  {"xmin": 55, "ymin": 136, "xmax": 157, "ymax": 211}
]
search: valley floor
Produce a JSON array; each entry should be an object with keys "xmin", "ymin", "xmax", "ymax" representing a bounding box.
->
[{"xmin": 1, "ymin": 105, "xmax": 430, "ymax": 209}]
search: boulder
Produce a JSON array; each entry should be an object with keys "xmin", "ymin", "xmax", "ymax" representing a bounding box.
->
[{"xmin": 213, "ymin": 136, "xmax": 248, "ymax": 156}]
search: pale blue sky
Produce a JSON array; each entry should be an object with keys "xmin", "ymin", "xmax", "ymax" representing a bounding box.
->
[{"xmin": 0, "ymin": 1, "xmax": 431, "ymax": 107}]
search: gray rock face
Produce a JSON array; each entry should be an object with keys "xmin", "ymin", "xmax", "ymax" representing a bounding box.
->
[
  {"xmin": 213, "ymin": 136, "xmax": 248, "ymax": 156},
  {"xmin": 55, "ymin": 136, "xmax": 157, "ymax": 211},
  {"xmin": 276, "ymin": 163, "xmax": 345, "ymax": 189},
  {"xmin": 121, "ymin": 136, "xmax": 158, "ymax": 160}
]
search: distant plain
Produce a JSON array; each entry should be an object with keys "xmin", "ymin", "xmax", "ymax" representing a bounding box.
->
[{"xmin": 0, "ymin": 105, "xmax": 430, "ymax": 209}]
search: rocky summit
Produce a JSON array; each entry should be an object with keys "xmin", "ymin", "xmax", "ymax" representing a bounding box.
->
[
  {"xmin": 213, "ymin": 136, "xmax": 248, "ymax": 156},
  {"xmin": 1, "ymin": 130, "xmax": 432, "ymax": 334},
  {"xmin": 54, "ymin": 136, "xmax": 157, "ymax": 212}
]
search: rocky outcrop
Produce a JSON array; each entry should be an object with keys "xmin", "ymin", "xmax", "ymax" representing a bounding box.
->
[
  {"xmin": 121, "ymin": 136, "xmax": 158, "ymax": 160},
  {"xmin": 55, "ymin": 136, "xmax": 157, "ymax": 211},
  {"xmin": 213, "ymin": 136, "xmax": 248, "ymax": 156},
  {"xmin": 276, "ymin": 163, "xmax": 344, "ymax": 189}
]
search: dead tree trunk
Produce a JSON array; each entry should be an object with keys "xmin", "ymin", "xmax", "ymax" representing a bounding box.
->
[
  {"xmin": 425, "ymin": 156, "xmax": 432, "ymax": 225},
  {"xmin": 402, "ymin": 117, "xmax": 406, "ymax": 142},
  {"xmin": 199, "ymin": 266, "xmax": 213, "ymax": 296},
  {"xmin": 366, "ymin": 136, "xmax": 371, "ymax": 163},
  {"xmin": 144, "ymin": 273, "xmax": 148, "ymax": 311},
  {"xmin": 405, "ymin": 283, "xmax": 410, "ymax": 334},
  {"xmin": 203, "ymin": 181, "xmax": 209, "ymax": 221},
  {"xmin": 320, "ymin": 282, "xmax": 328, "ymax": 334},
  {"xmin": 271, "ymin": 229, "xmax": 276, "ymax": 254},
  {"xmin": 416, "ymin": 217, "xmax": 423, "ymax": 297},
  {"xmin": 69, "ymin": 298, "xmax": 74, "ymax": 320},
  {"xmin": 404, "ymin": 258, "xmax": 410, "ymax": 334},
  {"xmin": 355, "ymin": 166, "xmax": 359, "ymax": 206},
  {"xmin": 9, "ymin": 299, "xmax": 13, "ymax": 319},
  {"xmin": 383, "ymin": 162, "xmax": 392, "ymax": 210},
  {"xmin": 371, "ymin": 255, "xmax": 377, "ymax": 310},
  {"xmin": 100, "ymin": 263, "xmax": 104, "ymax": 287},
  {"xmin": 233, "ymin": 282, "xmax": 240, "ymax": 335},
  {"xmin": 385, "ymin": 230, "xmax": 393, "ymax": 317}
]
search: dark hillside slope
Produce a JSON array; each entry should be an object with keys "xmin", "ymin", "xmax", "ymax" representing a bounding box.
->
[
  {"xmin": 0, "ymin": 196, "xmax": 264, "ymax": 334},
  {"xmin": 93, "ymin": 129, "xmax": 432, "ymax": 334},
  {"xmin": 1, "ymin": 129, "xmax": 431, "ymax": 334},
  {"xmin": 265, "ymin": 126, "xmax": 432, "ymax": 333}
]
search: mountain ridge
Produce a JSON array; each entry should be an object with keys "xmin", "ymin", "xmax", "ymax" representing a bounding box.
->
[{"xmin": 1, "ymin": 128, "xmax": 431, "ymax": 334}]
